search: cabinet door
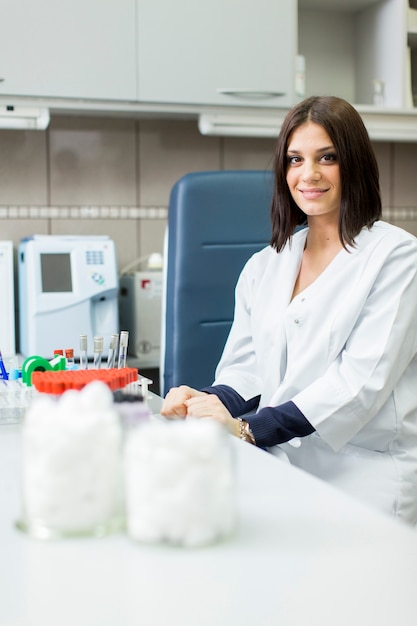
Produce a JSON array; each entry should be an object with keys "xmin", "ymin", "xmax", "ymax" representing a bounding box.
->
[
  {"xmin": 299, "ymin": 0, "xmax": 407, "ymax": 108},
  {"xmin": 137, "ymin": 0, "xmax": 296, "ymax": 108},
  {"xmin": 0, "ymin": 0, "xmax": 136, "ymax": 100}
]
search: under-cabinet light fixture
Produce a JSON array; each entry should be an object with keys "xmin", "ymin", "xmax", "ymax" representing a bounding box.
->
[
  {"xmin": 199, "ymin": 109, "xmax": 417, "ymax": 142},
  {"xmin": 198, "ymin": 113, "xmax": 285, "ymax": 138},
  {"xmin": 0, "ymin": 106, "xmax": 50, "ymax": 130}
]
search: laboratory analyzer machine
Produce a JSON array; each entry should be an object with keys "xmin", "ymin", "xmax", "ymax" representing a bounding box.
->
[
  {"xmin": 18, "ymin": 235, "xmax": 119, "ymax": 358},
  {"xmin": 0, "ymin": 240, "xmax": 16, "ymax": 357}
]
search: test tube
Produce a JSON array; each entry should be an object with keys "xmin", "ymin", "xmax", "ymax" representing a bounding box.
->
[
  {"xmin": 93, "ymin": 336, "xmax": 103, "ymax": 369},
  {"xmin": 107, "ymin": 333, "xmax": 119, "ymax": 369},
  {"xmin": 0, "ymin": 350, "xmax": 8, "ymax": 381},
  {"xmin": 65, "ymin": 348, "xmax": 75, "ymax": 369},
  {"xmin": 117, "ymin": 331, "xmax": 129, "ymax": 369},
  {"xmin": 79, "ymin": 334, "xmax": 88, "ymax": 369}
]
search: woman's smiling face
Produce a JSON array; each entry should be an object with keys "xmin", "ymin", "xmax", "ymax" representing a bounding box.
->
[{"xmin": 286, "ymin": 121, "xmax": 341, "ymax": 222}]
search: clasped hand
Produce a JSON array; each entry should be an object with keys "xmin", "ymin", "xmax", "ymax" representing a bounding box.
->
[{"xmin": 160, "ymin": 385, "xmax": 239, "ymax": 437}]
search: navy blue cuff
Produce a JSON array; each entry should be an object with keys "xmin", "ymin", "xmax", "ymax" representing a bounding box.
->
[
  {"xmin": 200, "ymin": 385, "xmax": 314, "ymax": 447},
  {"xmin": 245, "ymin": 401, "xmax": 315, "ymax": 447},
  {"xmin": 200, "ymin": 384, "xmax": 260, "ymax": 417}
]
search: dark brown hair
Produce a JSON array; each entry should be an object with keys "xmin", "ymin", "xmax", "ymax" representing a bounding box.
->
[{"xmin": 270, "ymin": 96, "xmax": 382, "ymax": 251}]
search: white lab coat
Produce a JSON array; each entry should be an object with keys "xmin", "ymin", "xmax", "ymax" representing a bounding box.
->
[{"xmin": 214, "ymin": 221, "xmax": 417, "ymax": 524}]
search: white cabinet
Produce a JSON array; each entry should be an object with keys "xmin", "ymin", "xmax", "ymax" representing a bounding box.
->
[
  {"xmin": 0, "ymin": 0, "xmax": 136, "ymax": 101},
  {"xmin": 137, "ymin": 0, "xmax": 297, "ymax": 109},
  {"xmin": 408, "ymin": 0, "xmax": 417, "ymax": 106},
  {"xmin": 299, "ymin": 0, "xmax": 408, "ymax": 108},
  {"xmin": 0, "ymin": 0, "xmax": 416, "ymax": 142}
]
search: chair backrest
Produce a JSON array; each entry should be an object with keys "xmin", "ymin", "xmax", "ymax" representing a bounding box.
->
[{"xmin": 161, "ymin": 170, "xmax": 273, "ymax": 396}]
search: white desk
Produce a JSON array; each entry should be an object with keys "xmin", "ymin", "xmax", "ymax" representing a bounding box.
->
[{"xmin": 1, "ymin": 395, "xmax": 417, "ymax": 626}]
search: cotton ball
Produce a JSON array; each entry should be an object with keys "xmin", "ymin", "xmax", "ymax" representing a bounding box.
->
[
  {"xmin": 78, "ymin": 380, "xmax": 114, "ymax": 411},
  {"xmin": 25, "ymin": 393, "xmax": 57, "ymax": 427},
  {"xmin": 124, "ymin": 418, "xmax": 236, "ymax": 547},
  {"xmin": 21, "ymin": 380, "xmax": 123, "ymax": 537},
  {"xmin": 59, "ymin": 388, "xmax": 82, "ymax": 412}
]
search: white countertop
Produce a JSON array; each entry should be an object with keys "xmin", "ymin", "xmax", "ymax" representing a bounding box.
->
[{"xmin": 1, "ymin": 397, "xmax": 417, "ymax": 626}]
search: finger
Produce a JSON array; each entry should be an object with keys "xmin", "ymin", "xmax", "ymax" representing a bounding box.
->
[
  {"xmin": 185, "ymin": 398, "xmax": 227, "ymax": 421},
  {"xmin": 160, "ymin": 397, "xmax": 187, "ymax": 417},
  {"xmin": 185, "ymin": 395, "xmax": 222, "ymax": 410},
  {"xmin": 161, "ymin": 408, "xmax": 187, "ymax": 418},
  {"xmin": 160, "ymin": 386, "xmax": 194, "ymax": 417},
  {"xmin": 160, "ymin": 403, "xmax": 187, "ymax": 418}
]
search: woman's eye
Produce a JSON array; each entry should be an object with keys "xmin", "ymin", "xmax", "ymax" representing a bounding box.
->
[
  {"xmin": 321, "ymin": 152, "xmax": 337, "ymax": 163},
  {"xmin": 287, "ymin": 155, "xmax": 301, "ymax": 165}
]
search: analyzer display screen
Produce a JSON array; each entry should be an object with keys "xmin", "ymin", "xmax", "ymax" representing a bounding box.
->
[{"xmin": 40, "ymin": 253, "xmax": 72, "ymax": 292}]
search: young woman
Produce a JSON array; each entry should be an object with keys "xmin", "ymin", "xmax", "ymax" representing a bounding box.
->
[{"xmin": 161, "ymin": 96, "xmax": 417, "ymax": 525}]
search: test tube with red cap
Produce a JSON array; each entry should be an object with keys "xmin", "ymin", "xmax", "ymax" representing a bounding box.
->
[{"xmin": 65, "ymin": 349, "xmax": 75, "ymax": 369}]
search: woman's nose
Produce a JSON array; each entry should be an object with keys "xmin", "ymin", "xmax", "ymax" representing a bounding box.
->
[{"xmin": 302, "ymin": 160, "xmax": 321, "ymax": 181}]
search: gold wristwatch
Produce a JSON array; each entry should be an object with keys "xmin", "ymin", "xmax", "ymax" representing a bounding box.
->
[{"xmin": 237, "ymin": 418, "xmax": 256, "ymax": 445}]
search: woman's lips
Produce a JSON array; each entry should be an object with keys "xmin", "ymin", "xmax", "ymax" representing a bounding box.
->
[{"xmin": 299, "ymin": 188, "xmax": 328, "ymax": 199}]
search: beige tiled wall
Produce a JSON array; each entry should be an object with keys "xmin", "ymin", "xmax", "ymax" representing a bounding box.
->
[{"xmin": 1, "ymin": 114, "xmax": 417, "ymax": 274}]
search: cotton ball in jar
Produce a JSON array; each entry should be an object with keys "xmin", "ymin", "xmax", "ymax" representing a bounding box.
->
[
  {"xmin": 21, "ymin": 381, "xmax": 123, "ymax": 539},
  {"xmin": 124, "ymin": 417, "xmax": 236, "ymax": 548}
]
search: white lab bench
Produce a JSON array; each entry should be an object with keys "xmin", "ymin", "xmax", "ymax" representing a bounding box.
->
[{"xmin": 1, "ymin": 394, "xmax": 417, "ymax": 626}]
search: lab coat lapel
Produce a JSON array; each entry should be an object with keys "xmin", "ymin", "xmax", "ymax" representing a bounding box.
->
[{"xmin": 252, "ymin": 230, "xmax": 308, "ymax": 394}]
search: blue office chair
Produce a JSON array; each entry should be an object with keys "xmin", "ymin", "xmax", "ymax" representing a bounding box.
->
[{"xmin": 160, "ymin": 170, "xmax": 274, "ymax": 396}]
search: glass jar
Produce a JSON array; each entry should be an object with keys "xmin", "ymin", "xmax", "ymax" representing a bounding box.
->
[
  {"xmin": 124, "ymin": 417, "xmax": 236, "ymax": 548},
  {"xmin": 18, "ymin": 381, "xmax": 124, "ymax": 539}
]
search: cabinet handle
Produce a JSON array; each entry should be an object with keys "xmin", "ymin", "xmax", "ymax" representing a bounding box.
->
[
  {"xmin": 0, "ymin": 79, "xmax": 5, "ymax": 83},
  {"xmin": 216, "ymin": 88, "xmax": 285, "ymax": 99}
]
